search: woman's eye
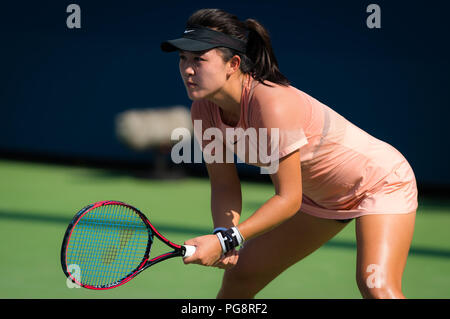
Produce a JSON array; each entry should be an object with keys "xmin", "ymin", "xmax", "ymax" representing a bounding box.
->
[{"xmin": 178, "ymin": 55, "xmax": 205, "ymax": 62}]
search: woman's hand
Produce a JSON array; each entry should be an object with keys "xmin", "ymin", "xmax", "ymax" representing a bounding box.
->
[
  {"xmin": 183, "ymin": 234, "xmax": 239, "ymax": 269},
  {"xmin": 213, "ymin": 249, "xmax": 239, "ymax": 269}
]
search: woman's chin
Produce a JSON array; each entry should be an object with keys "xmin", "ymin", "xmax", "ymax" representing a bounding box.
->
[{"xmin": 186, "ymin": 90, "xmax": 206, "ymax": 101}]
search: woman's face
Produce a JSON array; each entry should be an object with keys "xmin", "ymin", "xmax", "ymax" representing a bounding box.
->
[{"xmin": 178, "ymin": 49, "xmax": 230, "ymax": 101}]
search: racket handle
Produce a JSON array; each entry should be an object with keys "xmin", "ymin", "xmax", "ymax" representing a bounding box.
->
[{"xmin": 182, "ymin": 245, "xmax": 196, "ymax": 257}]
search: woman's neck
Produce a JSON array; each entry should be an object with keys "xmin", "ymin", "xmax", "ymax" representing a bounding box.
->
[{"xmin": 208, "ymin": 73, "xmax": 246, "ymax": 126}]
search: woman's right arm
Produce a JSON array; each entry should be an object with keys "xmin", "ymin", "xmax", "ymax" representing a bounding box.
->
[
  {"xmin": 206, "ymin": 161, "xmax": 242, "ymax": 230},
  {"xmin": 182, "ymin": 161, "xmax": 242, "ymax": 268}
]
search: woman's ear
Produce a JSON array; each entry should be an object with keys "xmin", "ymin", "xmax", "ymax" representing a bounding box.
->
[{"xmin": 227, "ymin": 55, "xmax": 241, "ymax": 75}]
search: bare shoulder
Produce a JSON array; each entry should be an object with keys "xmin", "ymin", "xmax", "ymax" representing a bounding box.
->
[{"xmin": 251, "ymin": 81, "xmax": 303, "ymax": 122}]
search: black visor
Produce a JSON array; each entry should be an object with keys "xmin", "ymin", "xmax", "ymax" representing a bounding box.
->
[{"xmin": 161, "ymin": 26, "xmax": 247, "ymax": 54}]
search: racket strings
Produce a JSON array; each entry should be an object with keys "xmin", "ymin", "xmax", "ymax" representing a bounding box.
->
[{"xmin": 65, "ymin": 204, "xmax": 151, "ymax": 288}]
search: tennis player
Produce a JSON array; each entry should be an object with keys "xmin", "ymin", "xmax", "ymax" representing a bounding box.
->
[{"xmin": 161, "ymin": 9, "xmax": 418, "ymax": 299}]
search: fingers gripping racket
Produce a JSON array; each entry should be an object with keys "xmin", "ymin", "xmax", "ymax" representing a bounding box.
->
[{"xmin": 60, "ymin": 200, "xmax": 196, "ymax": 290}]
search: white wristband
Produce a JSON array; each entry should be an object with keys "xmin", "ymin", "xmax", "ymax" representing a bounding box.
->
[{"xmin": 231, "ymin": 226, "xmax": 245, "ymax": 245}]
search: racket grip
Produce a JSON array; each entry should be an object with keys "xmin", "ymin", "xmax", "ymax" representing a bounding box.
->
[{"xmin": 182, "ymin": 245, "xmax": 196, "ymax": 258}]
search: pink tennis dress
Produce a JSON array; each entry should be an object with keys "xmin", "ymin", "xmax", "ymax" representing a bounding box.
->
[{"xmin": 191, "ymin": 75, "xmax": 418, "ymax": 219}]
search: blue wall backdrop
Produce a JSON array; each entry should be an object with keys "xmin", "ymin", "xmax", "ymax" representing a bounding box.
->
[{"xmin": 0, "ymin": 1, "xmax": 449, "ymax": 186}]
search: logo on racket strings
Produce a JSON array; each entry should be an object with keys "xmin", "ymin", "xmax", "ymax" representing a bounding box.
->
[{"xmin": 66, "ymin": 264, "xmax": 82, "ymax": 288}]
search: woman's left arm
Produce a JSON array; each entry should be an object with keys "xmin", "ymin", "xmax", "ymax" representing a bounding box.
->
[
  {"xmin": 183, "ymin": 150, "xmax": 302, "ymax": 268},
  {"xmin": 237, "ymin": 149, "xmax": 302, "ymax": 241}
]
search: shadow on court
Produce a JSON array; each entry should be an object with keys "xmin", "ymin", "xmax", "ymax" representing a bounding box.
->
[{"xmin": 1, "ymin": 209, "xmax": 450, "ymax": 260}]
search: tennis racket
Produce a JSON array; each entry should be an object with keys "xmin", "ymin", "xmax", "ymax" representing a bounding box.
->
[{"xmin": 60, "ymin": 200, "xmax": 196, "ymax": 290}]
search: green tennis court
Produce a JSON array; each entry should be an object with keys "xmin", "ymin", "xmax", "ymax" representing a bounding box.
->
[{"xmin": 0, "ymin": 159, "xmax": 449, "ymax": 298}]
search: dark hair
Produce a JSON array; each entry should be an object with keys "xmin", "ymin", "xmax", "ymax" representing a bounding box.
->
[{"xmin": 186, "ymin": 8, "xmax": 290, "ymax": 87}]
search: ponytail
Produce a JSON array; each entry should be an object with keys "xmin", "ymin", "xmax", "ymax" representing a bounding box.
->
[
  {"xmin": 186, "ymin": 8, "xmax": 290, "ymax": 87},
  {"xmin": 244, "ymin": 19, "xmax": 290, "ymax": 86}
]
